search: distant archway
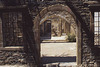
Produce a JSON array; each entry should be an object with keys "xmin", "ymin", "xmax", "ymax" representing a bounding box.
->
[{"xmin": 39, "ymin": 11, "xmax": 76, "ymax": 35}]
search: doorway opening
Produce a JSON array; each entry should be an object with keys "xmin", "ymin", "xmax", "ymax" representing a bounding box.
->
[
  {"xmin": 40, "ymin": 12, "xmax": 77, "ymax": 67},
  {"xmin": 33, "ymin": 4, "xmax": 82, "ymax": 66}
]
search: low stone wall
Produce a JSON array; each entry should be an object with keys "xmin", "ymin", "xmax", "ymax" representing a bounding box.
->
[{"xmin": 0, "ymin": 50, "xmax": 27, "ymax": 65}]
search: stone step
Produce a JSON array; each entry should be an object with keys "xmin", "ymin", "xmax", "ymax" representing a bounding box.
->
[
  {"xmin": 41, "ymin": 40, "xmax": 67, "ymax": 43},
  {"xmin": 42, "ymin": 63, "xmax": 77, "ymax": 67}
]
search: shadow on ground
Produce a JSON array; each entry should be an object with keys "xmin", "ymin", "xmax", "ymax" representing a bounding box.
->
[{"xmin": 41, "ymin": 56, "xmax": 76, "ymax": 64}]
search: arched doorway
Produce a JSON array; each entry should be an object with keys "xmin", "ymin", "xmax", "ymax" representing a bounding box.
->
[
  {"xmin": 40, "ymin": 13, "xmax": 76, "ymax": 37},
  {"xmin": 33, "ymin": 4, "xmax": 82, "ymax": 66}
]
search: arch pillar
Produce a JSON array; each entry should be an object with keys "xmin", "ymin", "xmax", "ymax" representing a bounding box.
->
[
  {"xmin": 58, "ymin": 18, "xmax": 62, "ymax": 36},
  {"xmin": 76, "ymin": 20, "xmax": 82, "ymax": 65},
  {"xmin": 65, "ymin": 21, "xmax": 70, "ymax": 35},
  {"xmin": 0, "ymin": 18, "xmax": 3, "ymax": 47}
]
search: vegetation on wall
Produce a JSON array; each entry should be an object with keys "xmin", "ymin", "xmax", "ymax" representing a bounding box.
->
[{"xmin": 66, "ymin": 33, "xmax": 76, "ymax": 42}]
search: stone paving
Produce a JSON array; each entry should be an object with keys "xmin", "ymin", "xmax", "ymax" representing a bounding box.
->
[
  {"xmin": 41, "ymin": 42, "xmax": 77, "ymax": 66},
  {"xmin": 41, "ymin": 42, "xmax": 76, "ymax": 57}
]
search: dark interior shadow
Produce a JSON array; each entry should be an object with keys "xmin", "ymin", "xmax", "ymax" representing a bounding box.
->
[
  {"xmin": 40, "ymin": 33, "xmax": 51, "ymax": 41},
  {"xmin": 97, "ymin": 0, "xmax": 100, "ymax": 2},
  {"xmin": 40, "ymin": 36, "xmax": 51, "ymax": 40},
  {"xmin": 41, "ymin": 56, "xmax": 76, "ymax": 64}
]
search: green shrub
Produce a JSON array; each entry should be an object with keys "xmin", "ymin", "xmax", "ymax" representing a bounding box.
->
[{"xmin": 66, "ymin": 34, "xmax": 76, "ymax": 42}]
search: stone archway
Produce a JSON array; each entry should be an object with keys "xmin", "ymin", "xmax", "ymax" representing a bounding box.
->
[
  {"xmin": 39, "ymin": 11, "xmax": 76, "ymax": 36},
  {"xmin": 33, "ymin": 4, "xmax": 82, "ymax": 66}
]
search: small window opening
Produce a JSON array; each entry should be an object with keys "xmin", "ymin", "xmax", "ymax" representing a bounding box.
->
[{"xmin": 94, "ymin": 12, "xmax": 100, "ymax": 45}]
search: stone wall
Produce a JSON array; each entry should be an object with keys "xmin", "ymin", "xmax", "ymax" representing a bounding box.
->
[
  {"xmin": 0, "ymin": 0, "xmax": 100, "ymax": 67},
  {"xmin": 0, "ymin": 49, "xmax": 37, "ymax": 67},
  {"xmin": 36, "ymin": 0, "xmax": 100, "ymax": 66},
  {"xmin": 68, "ymin": 1, "xmax": 100, "ymax": 67},
  {"xmin": 0, "ymin": 49, "xmax": 26, "ymax": 65},
  {"xmin": 0, "ymin": 18, "xmax": 3, "ymax": 47}
]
